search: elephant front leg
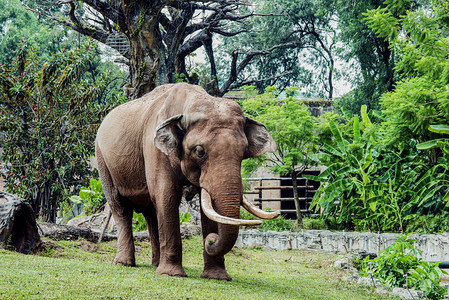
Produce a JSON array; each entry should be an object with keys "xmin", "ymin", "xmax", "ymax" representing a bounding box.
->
[
  {"xmin": 154, "ymin": 190, "xmax": 187, "ymax": 277},
  {"xmin": 111, "ymin": 203, "xmax": 136, "ymax": 267},
  {"xmin": 200, "ymin": 209, "xmax": 232, "ymax": 281}
]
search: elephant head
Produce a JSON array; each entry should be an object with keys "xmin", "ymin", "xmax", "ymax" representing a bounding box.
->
[{"xmin": 154, "ymin": 99, "xmax": 278, "ymax": 257}]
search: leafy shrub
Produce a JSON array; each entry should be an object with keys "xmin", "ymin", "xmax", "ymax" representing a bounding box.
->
[
  {"xmin": 302, "ymin": 217, "xmax": 328, "ymax": 230},
  {"xmin": 132, "ymin": 212, "xmax": 147, "ymax": 232},
  {"xmin": 259, "ymin": 214, "xmax": 293, "ymax": 232},
  {"xmin": 70, "ymin": 178, "xmax": 105, "ymax": 215},
  {"xmin": 359, "ymin": 235, "xmax": 447, "ymax": 299},
  {"xmin": 240, "ymin": 208, "xmax": 294, "ymax": 232},
  {"xmin": 0, "ymin": 41, "xmax": 120, "ymax": 222},
  {"xmin": 409, "ymin": 261, "xmax": 447, "ymax": 299},
  {"xmin": 179, "ymin": 210, "xmax": 191, "ymax": 223}
]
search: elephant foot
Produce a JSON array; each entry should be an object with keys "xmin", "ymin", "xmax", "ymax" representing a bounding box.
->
[
  {"xmin": 152, "ymin": 253, "xmax": 160, "ymax": 267},
  {"xmin": 200, "ymin": 268, "xmax": 232, "ymax": 281},
  {"xmin": 113, "ymin": 255, "xmax": 136, "ymax": 267},
  {"xmin": 155, "ymin": 263, "xmax": 187, "ymax": 277}
]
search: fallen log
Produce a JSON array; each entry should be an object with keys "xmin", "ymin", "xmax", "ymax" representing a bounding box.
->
[
  {"xmin": 0, "ymin": 191, "xmax": 41, "ymax": 253},
  {"xmin": 38, "ymin": 222, "xmax": 116, "ymax": 243}
]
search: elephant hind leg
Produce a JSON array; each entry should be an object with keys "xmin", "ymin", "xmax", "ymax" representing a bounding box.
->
[
  {"xmin": 142, "ymin": 203, "xmax": 160, "ymax": 267},
  {"xmin": 96, "ymin": 146, "xmax": 135, "ymax": 267}
]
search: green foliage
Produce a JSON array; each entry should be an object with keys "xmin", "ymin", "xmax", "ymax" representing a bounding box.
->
[
  {"xmin": 417, "ymin": 125, "xmax": 449, "ymax": 163},
  {"xmin": 0, "ymin": 41, "xmax": 120, "ymax": 221},
  {"xmin": 309, "ymin": 105, "xmax": 449, "ymax": 232},
  {"xmin": 0, "ymin": 0, "xmax": 79, "ymax": 64},
  {"xmin": 241, "ymin": 86, "xmax": 319, "ymax": 225},
  {"xmin": 179, "ymin": 210, "xmax": 191, "ymax": 223},
  {"xmin": 70, "ymin": 178, "xmax": 105, "ymax": 215},
  {"xmin": 302, "ymin": 217, "xmax": 328, "ymax": 230},
  {"xmin": 406, "ymin": 211, "xmax": 449, "ymax": 234},
  {"xmin": 174, "ymin": 73, "xmax": 189, "ymax": 84},
  {"xmin": 364, "ymin": 0, "xmax": 449, "ymax": 152},
  {"xmin": 259, "ymin": 213, "xmax": 293, "ymax": 232},
  {"xmin": 132, "ymin": 212, "xmax": 147, "ymax": 232},
  {"xmin": 240, "ymin": 208, "xmax": 294, "ymax": 232},
  {"xmin": 308, "ymin": 106, "xmax": 385, "ymax": 230},
  {"xmin": 335, "ymin": 0, "xmax": 395, "ymax": 114},
  {"xmin": 241, "ymin": 86, "xmax": 318, "ymax": 179},
  {"xmin": 360, "ymin": 235, "xmax": 447, "ymax": 299},
  {"xmin": 360, "ymin": 235, "xmax": 420, "ymax": 287},
  {"xmin": 408, "ymin": 261, "xmax": 447, "ymax": 299}
]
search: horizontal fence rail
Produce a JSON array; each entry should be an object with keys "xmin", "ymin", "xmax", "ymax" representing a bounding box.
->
[{"xmin": 243, "ymin": 177, "xmax": 318, "ymax": 216}]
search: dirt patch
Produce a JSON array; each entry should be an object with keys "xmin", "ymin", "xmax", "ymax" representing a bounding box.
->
[
  {"xmin": 77, "ymin": 240, "xmax": 100, "ymax": 252},
  {"xmin": 32, "ymin": 241, "xmax": 63, "ymax": 255},
  {"xmin": 230, "ymin": 246, "xmax": 251, "ymax": 259}
]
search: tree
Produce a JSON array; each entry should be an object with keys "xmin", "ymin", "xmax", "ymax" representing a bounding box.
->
[
  {"xmin": 25, "ymin": 0, "xmax": 298, "ymax": 99},
  {"xmin": 241, "ymin": 86, "xmax": 318, "ymax": 226},
  {"xmin": 0, "ymin": 42, "xmax": 120, "ymax": 222},
  {"xmin": 334, "ymin": 0, "xmax": 397, "ymax": 114},
  {"xmin": 216, "ymin": 0, "xmax": 339, "ymax": 98},
  {"xmin": 0, "ymin": 0, "xmax": 79, "ymax": 64},
  {"xmin": 364, "ymin": 0, "xmax": 449, "ymax": 164}
]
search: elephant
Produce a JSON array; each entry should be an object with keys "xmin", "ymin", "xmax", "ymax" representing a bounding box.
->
[{"xmin": 95, "ymin": 83, "xmax": 279, "ymax": 281}]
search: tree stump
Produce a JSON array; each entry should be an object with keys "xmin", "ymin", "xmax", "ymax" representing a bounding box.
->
[{"xmin": 0, "ymin": 191, "xmax": 41, "ymax": 253}]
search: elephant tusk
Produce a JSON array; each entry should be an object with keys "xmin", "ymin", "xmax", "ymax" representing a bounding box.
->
[
  {"xmin": 242, "ymin": 195, "xmax": 280, "ymax": 219},
  {"xmin": 200, "ymin": 189, "xmax": 262, "ymax": 226}
]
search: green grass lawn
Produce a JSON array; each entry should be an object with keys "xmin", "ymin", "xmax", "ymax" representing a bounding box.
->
[{"xmin": 0, "ymin": 235, "xmax": 395, "ymax": 299}]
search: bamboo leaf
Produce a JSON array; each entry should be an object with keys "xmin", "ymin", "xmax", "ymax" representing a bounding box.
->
[
  {"xmin": 428, "ymin": 125, "xmax": 449, "ymax": 134},
  {"xmin": 329, "ymin": 120, "xmax": 346, "ymax": 153},
  {"xmin": 361, "ymin": 105, "xmax": 372, "ymax": 126},
  {"xmin": 340, "ymin": 106, "xmax": 352, "ymax": 120},
  {"xmin": 353, "ymin": 115, "xmax": 361, "ymax": 144},
  {"xmin": 417, "ymin": 139, "xmax": 449, "ymax": 150}
]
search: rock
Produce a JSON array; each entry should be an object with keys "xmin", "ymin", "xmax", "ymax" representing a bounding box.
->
[
  {"xmin": 67, "ymin": 204, "xmax": 115, "ymax": 233},
  {"xmin": 180, "ymin": 223, "xmax": 201, "ymax": 239},
  {"xmin": 357, "ymin": 250, "xmax": 377, "ymax": 260},
  {"xmin": 133, "ymin": 223, "xmax": 201, "ymax": 242},
  {"xmin": 180, "ymin": 186, "xmax": 201, "ymax": 225},
  {"xmin": 357, "ymin": 276, "xmax": 381, "ymax": 287},
  {"xmin": 0, "ymin": 191, "xmax": 41, "ymax": 253},
  {"xmin": 133, "ymin": 231, "xmax": 150, "ymax": 241},
  {"xmin": 392, "ymin": 287, "xmax": 426, "ymax": 299},
  {"xmin": 333, "ymin": 259, "xmax": 349, "ymax": 268}
]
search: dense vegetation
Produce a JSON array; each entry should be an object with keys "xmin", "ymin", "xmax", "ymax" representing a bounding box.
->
[
  {"xmin": 0, "ymin": 0, "xmax": 448, "ymax": 233},
  {"xmin": 0, "ymin": 42, "xmax": 124, "ymax": 222}
]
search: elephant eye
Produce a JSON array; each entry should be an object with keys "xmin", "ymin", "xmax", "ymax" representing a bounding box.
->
[{"xmin": 195, "ymin": 146, "xmax": 206, "ymax": 158}]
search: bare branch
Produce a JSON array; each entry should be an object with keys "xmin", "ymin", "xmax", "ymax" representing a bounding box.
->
[{"xmin": 220, "ymin": 40, "xmax": 303, "ymax": 95}]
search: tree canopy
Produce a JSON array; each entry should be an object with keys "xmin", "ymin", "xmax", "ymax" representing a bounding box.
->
[
  {"xmin": 0, "ymin": 42, "xmax": 120, "ymax": 221},
  {"xmin": 25, "ymin": 0, "xmax": 306, "ymax": 99},
  {"xmin": 241, "ymin": 86, "xmax": 318, "ymax": 226}
]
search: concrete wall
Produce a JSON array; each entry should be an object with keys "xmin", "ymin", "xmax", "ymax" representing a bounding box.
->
[{"xmin": 237, "ymin": 229, "xmax": 449, "ymax": 262}]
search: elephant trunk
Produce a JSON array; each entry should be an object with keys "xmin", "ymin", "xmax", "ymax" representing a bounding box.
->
[
  {"xmin": 199, "ymin": 162, "xmax": 280, "ymax": 257},
  {"xmin": 201, "ymin": 188, "xmax": 241, "ymax": 257},
  {"xmin": 200, "ymin": 167, "xmax": 249, "ymax": 257}
]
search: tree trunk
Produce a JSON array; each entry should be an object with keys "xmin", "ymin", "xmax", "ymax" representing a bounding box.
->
[
  {"xmin": 291, "ymin": 173, "xmax": 303, "ymax": 228},
  {"xmin": 328, "ymin": 56, "xmax": 334, "ymax": 100},
  {"xmin": 127, "ymin": 21, "xmax": 168, "ymax": 100}
]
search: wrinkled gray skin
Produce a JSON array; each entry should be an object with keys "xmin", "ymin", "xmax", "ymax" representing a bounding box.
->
[{"xmin": 95, "ymin": 83, "xmax": 276, "ymax": 280}]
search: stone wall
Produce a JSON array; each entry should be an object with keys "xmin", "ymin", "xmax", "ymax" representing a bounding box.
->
[{"xmin": 236, "ymin": 229, "xmax": 449, "ymax": 262}]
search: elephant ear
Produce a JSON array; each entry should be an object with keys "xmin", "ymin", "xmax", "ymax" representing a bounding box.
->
[
  {"xmin": 154, "ymin": 114, "xmax": 183, "ymax": 158},
  {"xmin": 244, "ymin": 117, "xmax": 277, "ymax": 158}
]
